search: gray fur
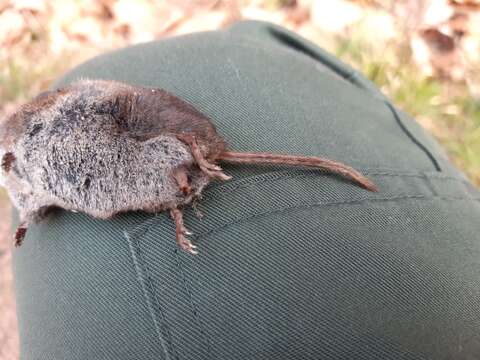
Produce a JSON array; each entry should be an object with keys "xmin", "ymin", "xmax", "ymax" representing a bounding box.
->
[{"xmin": 0, "ymin": 79, "xmax": 210, "ymax": 225}]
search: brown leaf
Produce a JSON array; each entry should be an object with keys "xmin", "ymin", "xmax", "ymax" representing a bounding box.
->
[{"xmin": 420, "ymin": 28, "xmax": 455, "ymax": 53}]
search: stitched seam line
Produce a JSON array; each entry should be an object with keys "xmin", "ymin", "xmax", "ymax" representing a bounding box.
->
[
  {"xmin": 126, "ymin": 227, "xmax": 179, "ymax": 360},
  {"xmin": 384, "ymin": 101, "xmax": 442, "ymax": 171},
  {"xmin": 174, "ymin": 252, "xmax": 213, "ymax": 357},
  {"xmin": 210, "ymin": 170, "xmax": 475, "ymax": 198},
  {"xmin": 212, "ymin": 169, "xmax": 469, "ymax": 192},
  {"xmin": 134, "ymin": 231, "xmax": 180, "ymax": 360},
  {"xmin": 265, "ymin": 27, "xmax": 384, "ymax": 98},
  {"xmin": 194, "ymin": 194, "xmax": 479, "ymax": 241}
]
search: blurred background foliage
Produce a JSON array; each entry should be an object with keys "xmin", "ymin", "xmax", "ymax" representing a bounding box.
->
[
  {"xmin": 1, "ymin": 0, "xmax": 479, "ymax": 186},
  {"xmin": 0, "ymin": 2, "xmax": 479, "ymax": 357}
]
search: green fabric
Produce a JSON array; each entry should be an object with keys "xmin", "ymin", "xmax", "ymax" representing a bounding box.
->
[{"xmin": 13, "ymin": 21, "xmax": 480, "ymax": 360}]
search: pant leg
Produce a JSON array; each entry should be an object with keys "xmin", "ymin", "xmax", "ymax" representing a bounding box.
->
[{"xmin": 13, "ymin": 20, "xmax": 480, "ymax": 360}]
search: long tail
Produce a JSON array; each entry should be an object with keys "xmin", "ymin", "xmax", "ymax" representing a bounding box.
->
[{"xmin": 217, "ymin": 151, "xmax": 378, "ymax": 192}]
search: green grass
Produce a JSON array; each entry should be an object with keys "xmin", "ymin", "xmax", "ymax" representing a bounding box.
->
[
  {"xmin": 0, "ymin": 56, "xmax": 71, "ymax": 105},
  {"xmin": 334, "ymin": 32, "xmax": 480, "ymax": 186}
]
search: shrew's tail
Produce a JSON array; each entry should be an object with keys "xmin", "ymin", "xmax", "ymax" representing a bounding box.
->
[{"xmin": 217, "ymin": 151, "xmax": 378, "ymax": 192}]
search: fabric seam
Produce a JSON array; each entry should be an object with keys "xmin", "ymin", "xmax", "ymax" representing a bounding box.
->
[
  {"xmin": 384, "ymin": 101, "xmax": 442, "ymax": 172},
  {"xmin": 125, "ymin": 226, "xmax": 180, "ymax": 360},
  {"xmin": 127, "ymin": 194, "xmax": 479, "ymax": 359},
  {"xmin": 209, "ymin": 170, "xmax": 474, "ymax": 197},
  {"xmin": 174, "ymin": 252, "xmax": 213, "ymax": 357},
  {"xmin": 193, "ymin": 194, "xmax": 480, "ymax": 241}
]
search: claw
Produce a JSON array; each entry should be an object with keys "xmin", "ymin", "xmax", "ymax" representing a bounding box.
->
[
  {"xmin": 180, "ymin": 239, "xmax": 198, "ymax": 255},
  {"xmin": 187, "ymin": 247, "xmax": 199, "ymax": 256},
  {"xmin": 199, "ymin": 161, "xmax": 222, "ymax": 171},
  {"xmin": 204, "ymin": 169, "xmax": 232, "ymax": 181}
]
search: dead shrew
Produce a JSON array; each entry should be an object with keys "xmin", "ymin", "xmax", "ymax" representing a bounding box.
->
[{"xmin": 0, "ymin": 79, "xmax": 377, "ymax": 254}]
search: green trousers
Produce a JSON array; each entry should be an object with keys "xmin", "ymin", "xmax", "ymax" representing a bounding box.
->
[{"xmin": 13, "ymin": 21, "xmax": 480, "ymax": 359}]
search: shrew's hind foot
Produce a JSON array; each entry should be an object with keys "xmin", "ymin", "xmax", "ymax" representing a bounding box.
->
[
  {"xmin": 176, "ymin": 134, "xmax": 232, "ymax": 181},
  {"xmin": 170, "ymin": 208, "xmax": 198, "ymax": 255}
]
